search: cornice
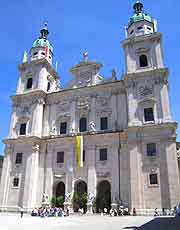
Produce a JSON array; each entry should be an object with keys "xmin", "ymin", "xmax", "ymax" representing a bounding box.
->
[
  {"xmin": 11, "ymin": 90, "xmax": 47, "ymax": 106},
  {"xmin": 127, "ymin": 122, "xmax": 178, "ymax": 133},
  {"xmin": 18, "ymin": 58, "xmax": 60, "ymax": 80},
  {"xmin": 121, "ymin": 32, "xmax": 162, "ymax": 48},
  {"xmin": 3, "ymin": 136, "xmax": 42, "ymax": 145},
  {"xmin": 122, "ymin": 68, "xmax": 169, "ymax": 82},
  {"xmin": 46, "ymin": 80, "xmax": 126, "ymax": 104}
]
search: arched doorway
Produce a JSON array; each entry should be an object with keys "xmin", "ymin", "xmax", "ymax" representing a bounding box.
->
[
  {"xmin": 96, "ymin": 180, "xmax": 111, "ymax": 213},
  {"xmin": 73, "ymin": 180, "xmax": 87, "ymax": 212},
  {"xmin": 55, "ymin": 181, "xmax": 65, "ymax": 207}
]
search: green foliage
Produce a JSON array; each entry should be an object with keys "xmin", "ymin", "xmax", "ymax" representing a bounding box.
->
[
  {"xmin": 56, "ymin": 196, "xmax": 64, "ymax": 207},
  {"xmin": 50, "ymin": 196, "xmax": 64, "ymax": 207},
  {"xmin": 51, "ymin": 196, "xmax": 56, "ymax": 207},
  {"xmin": 73, "ymin": 192, "xmax": 87, "ymax": 212}
]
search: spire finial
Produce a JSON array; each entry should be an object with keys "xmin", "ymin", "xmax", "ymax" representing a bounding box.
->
[
  {"xmin": 40, "ymin": 22, "xmax": 49, "ymax": 39},
  {"xmin": 133, "ymin": 1, "xmax": 144, "ymax": 14}
]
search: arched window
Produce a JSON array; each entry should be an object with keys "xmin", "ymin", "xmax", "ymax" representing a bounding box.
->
[
  {"xmin": 139, "ymin": 54, "xmax": 148, "ymax": 67},
  {"xmin": 26, "ymin": 78, "xmax": 33, "ymax": 89},
  {"xmin": 47, "ymin": 82, "xmax": 51, "ymax": 91},
  {"xmin": 79, "ymin": 117, "xmax": 87, "ymax": 132}
]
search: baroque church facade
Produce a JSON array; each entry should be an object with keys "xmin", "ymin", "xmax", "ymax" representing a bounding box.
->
[{"xmin": 0, "ymin": 2, "xmax": 180, "ymax": 214}]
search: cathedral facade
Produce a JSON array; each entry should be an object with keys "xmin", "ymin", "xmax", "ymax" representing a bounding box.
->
[{"xmin": 0, "ymin": 2, "xmax": 180, "ymax": 214}]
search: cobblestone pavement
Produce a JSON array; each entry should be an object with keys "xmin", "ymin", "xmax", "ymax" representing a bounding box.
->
[{"xmin": 0, "ymin": 213, "xmax": 179, "ymax": 230}]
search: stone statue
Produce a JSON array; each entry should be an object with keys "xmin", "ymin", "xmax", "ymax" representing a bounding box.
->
[
  {"xmin": 88, "ymin": 192, "xmax": 95, "ymax": 203},
  {"xmin": 50, "ymin": 124, "xmax": 56, "ymax": 136},
  {"xmin": 42, "ymin": 193, "xmax": 49, "ymax": 206},
  {"xmin": 89, "ymin": 121, "xmax": 96, "ymax": 132},
  {"xmin": 65, "ymin": 192, "xmax": 72, "ymax": 203},
  {"xmin": 112, "ymin": 69, "xmax": 117, "ymax": 81}
]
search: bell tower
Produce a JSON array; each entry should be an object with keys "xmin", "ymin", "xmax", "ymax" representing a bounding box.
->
[
  {"xmin": 124, "ymin": 1, "xmax": 164, "ymax": 74},
  {"xmin": 122, "ymin": 1, "xmax": 171, "ymax": 126},
  {"xmin": 16, "ymin": 23, "xmax": 60, "ymax": 95},
  {"xmin": 30, "ymin": 23, "xmax": 53, "ymax": 64},
  {"xmin": 122, "ymin": 1, "xmax": 180, "ymax": 213}
]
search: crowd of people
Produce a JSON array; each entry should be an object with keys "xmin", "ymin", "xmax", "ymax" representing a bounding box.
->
[
  {"xmin": 31, "ymin": 207, "xmax": 69, "ymax": 217},
  {"xmin": 29, "ymin": 204, "xmax": 180, "ymax": 218}
]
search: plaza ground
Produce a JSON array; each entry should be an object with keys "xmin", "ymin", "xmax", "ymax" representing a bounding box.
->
[{"xmin": 0, "ymin": 213, "xmax": 180, "ymax": 230}]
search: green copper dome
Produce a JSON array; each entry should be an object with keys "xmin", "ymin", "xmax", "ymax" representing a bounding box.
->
[
  {"xmin": 32, "ymin": 38, "xmax": 53, "ymax": 53},
  {"xmin": 128, "ymin": 1, "xmax": 152, "ymax": 27},
  {"xmin": 32, "ymin": 23, "xmax": 53, "ymax": 53}
]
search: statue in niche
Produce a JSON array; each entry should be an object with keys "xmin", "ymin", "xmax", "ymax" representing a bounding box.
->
[
  {"xmin": 49, "ymin": 123, "xmax": 56, "ymax": 136},
  {"xmin": 89, "ymin": 121, "xmax": 96, "ymax": 132}
]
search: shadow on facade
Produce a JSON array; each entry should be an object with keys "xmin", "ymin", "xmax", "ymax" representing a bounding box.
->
[{"xmin": 123, "ymin": 217, "xmax": 180, "ymax": 230}]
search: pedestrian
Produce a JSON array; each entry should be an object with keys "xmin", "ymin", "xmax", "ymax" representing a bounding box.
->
[
  {"xmin": 20, "ymin": 208, "xmax": 23, "ymax": 218},
  {"xmin": 154, "ymin": 208, "xmax": 158, "ymax": 216},
  {"xmin": 133, "ymin": 208, "xmax": 136, "ymax": 216}
]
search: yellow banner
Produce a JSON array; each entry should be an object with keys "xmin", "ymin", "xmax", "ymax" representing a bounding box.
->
[
  {"xmin": 76, "ymin": 136, "xmax": 81, "ymax": 169},
  {"xmin": 76, "ymin": 135, "xmax": 83, "ymax": 169}
]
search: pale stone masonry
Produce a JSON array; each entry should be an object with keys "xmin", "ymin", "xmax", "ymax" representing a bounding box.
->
[{"xmin": 0, "ymin": 2, "xmax": 180, "ymax": 214}]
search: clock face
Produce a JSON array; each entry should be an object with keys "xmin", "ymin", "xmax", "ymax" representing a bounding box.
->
[{"xmin": 78, "ymin": 72, "xmax": 92, "ymax": 86}]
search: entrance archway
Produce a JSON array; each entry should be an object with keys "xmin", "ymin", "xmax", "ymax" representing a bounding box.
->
[
  {"xmin": 96, "ymin": 180, "xmax": 111, "ymax": 213},
  {"xmin": 73, "ymin": 180, "xmax": 87, "ymax": 212},
  {"xmin": 55, "ymin": 181, "xmax": 65, "ymax": 207}
]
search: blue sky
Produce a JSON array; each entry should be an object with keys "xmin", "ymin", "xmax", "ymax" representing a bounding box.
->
[{"xmin": 0, "ymin": 0, "xmax": 180, "ymax": 154}]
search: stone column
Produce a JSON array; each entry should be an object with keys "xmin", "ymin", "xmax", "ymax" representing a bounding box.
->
[
  {"xmin": 162, "ymin": 139, "xmax": 180, "ymax": 208},
  {"xmin": 32, "ymin": 99, "xmax": 44, "ymax": 136},
  {"xmin": 0, "ymin": 144, "xmax": 12, "ymax": 211},
  {"xmin": 161, "ymin": 82, "xmax": 172, "ymax": 122},
  {"xmin": 44, "ymin": 144, "xmax": 54, "ymax": 201},
  {"xmin": 89, "ymin": 96, "xmax": 96, "ymax": 132},
  {"xmin": 8, "ymin": 107, "xmax": 17, "ymax": 138},
  {"xmin": 111, "ymin": 136, "xmax": 119, "ymax": 210},
  {"xmin": 126, "ymin": 83, "xmax": 141, "ymax": 126},
  {"xmin": 111, "ymin": 92, "xmax": 117, "ymax": 130},
  {"xmin": 128, "ymin": 136, "xmax": 143, "ymax": 214},
  {"xmin": 70, "ymin": 99, "xmax": 76, "ymax": 133},
  {"xmin": 87, "ymin": 146, "xmax": 96, "ymax": 214},
  {"xmin": 154, "ymin": 81, "xmax": 163, "ymax": 123},
  {"xmin": 43, "ymin": 104, "xmax": 50, "ymax": 136},
  {"xmin": 22, "ymin": 143, "xmax": 39, "ymax": 211},
  {"xmin": 64, "ymin": 147, "xmax": 74, "ymax": 212},
  {"xmin": 36, "ymin": 143, "xmax": 46, "ymax": 207}
]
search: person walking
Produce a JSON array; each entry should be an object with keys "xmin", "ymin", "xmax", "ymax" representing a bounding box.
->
[{"xmin": 20, "ymin": 207, "xmax": 24, "ymax": 218}]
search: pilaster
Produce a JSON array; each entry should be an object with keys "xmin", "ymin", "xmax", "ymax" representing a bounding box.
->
[
  {"xmin": 128, "ymin": 136, "xmax": 143, "ymax": 212},
  {"xmin": 22, "ymin": 143, "xmax": 39, "ymax": 211},
  {"xmin": 0, "ymin": 144, "xmax": 12, "ymax": 211},
  {"xmin": 111, "ymin": 93, "xmax": 117, "ymax": 130},
  {"xmin": 111, "ymin": 137, "xmax": 119, "ymax": 205},
  {"xmin": 31, "ymin": 99, "xmax": 44, "ymax": 136},
  {"xmin": 87, "ymin": 146, "xmax": 96, "ymax": 213},
  {"xmin": 44, "ymin": 144, "xmax": 53, "ymax": 199},
  {"xmin": 161, "ymin": 82, "xmax": 172, "ymax": 122},
  {"xmin": 70, "ymin": 99, "xmax": 76, "ymax": 133}
]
